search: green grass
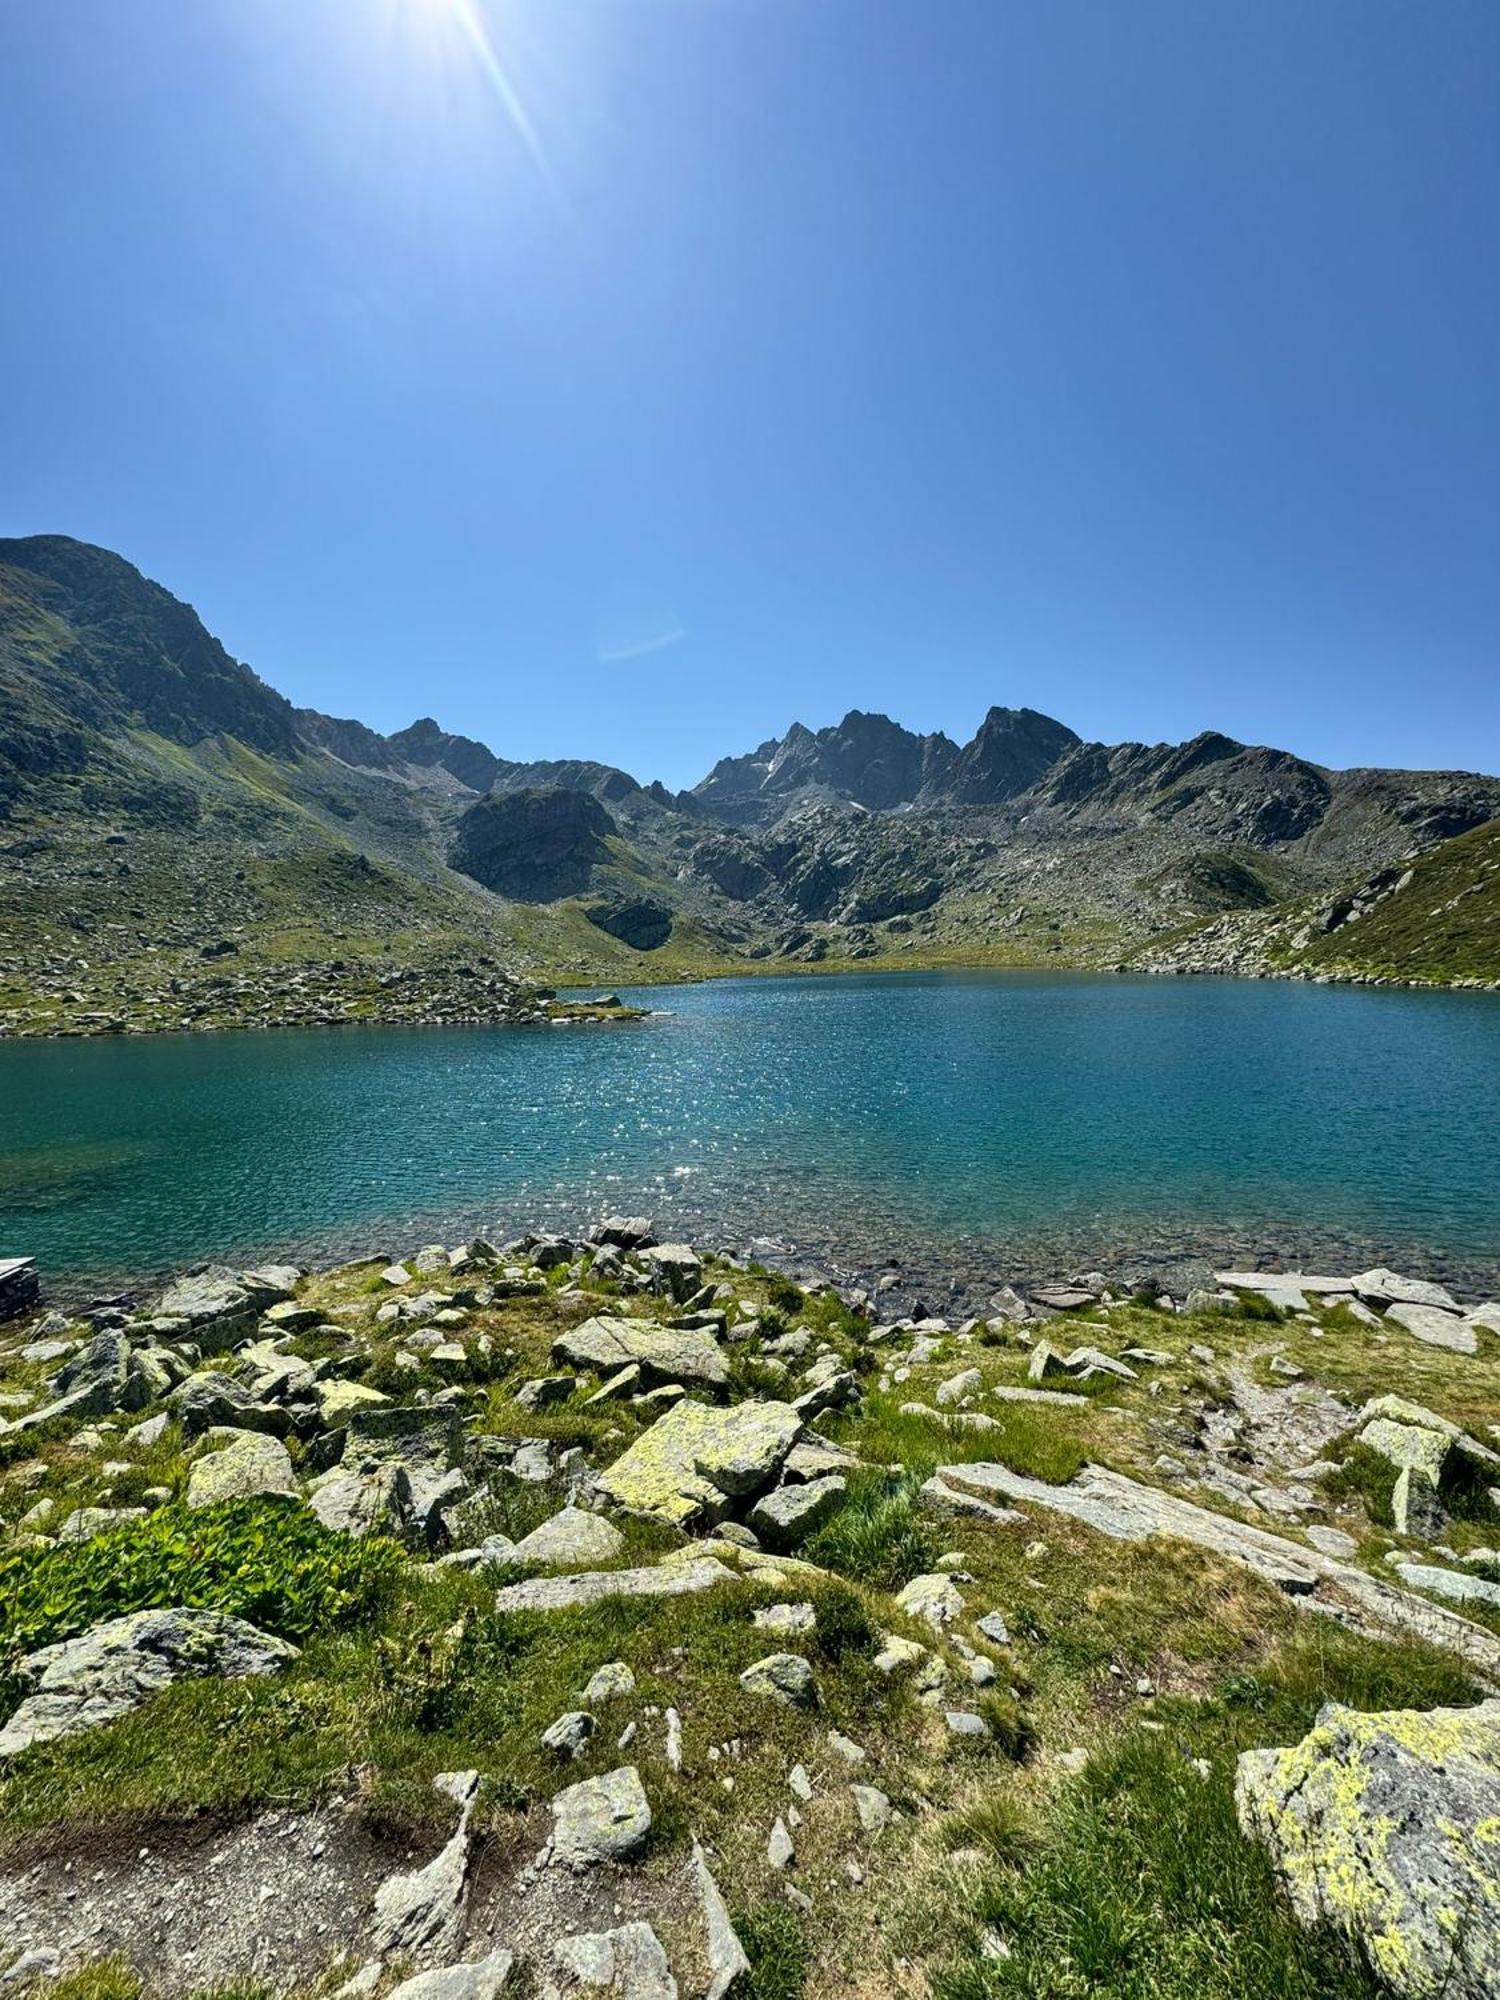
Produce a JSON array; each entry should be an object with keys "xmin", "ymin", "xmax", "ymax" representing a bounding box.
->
[
  {"xmin": 930, "ymin": 1628, "xmax": 1478, "ymax": 2000},
  {"xmin": 731, "ymin": 1903, "xmax": 811, "ymax": 2000},
  {"xmin": 804, "ymin": 1470, "xmax": 945, "ymax": 1590}
]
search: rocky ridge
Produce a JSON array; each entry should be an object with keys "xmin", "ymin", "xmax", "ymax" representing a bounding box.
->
[{"xmin": 5, "ymin": 535, "xmax": 1500, "ymax": 1034}]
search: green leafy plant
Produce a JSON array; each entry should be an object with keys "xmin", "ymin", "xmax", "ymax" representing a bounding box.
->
[{"xmin": 0, "ymin": 1497, "xmax": 403, "ymax": 1675}]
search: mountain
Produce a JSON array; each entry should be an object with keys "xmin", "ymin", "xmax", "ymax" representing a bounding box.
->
[{"xmin": 2, "ymin": 532, "xmax": 1498, "ymax": 1035}]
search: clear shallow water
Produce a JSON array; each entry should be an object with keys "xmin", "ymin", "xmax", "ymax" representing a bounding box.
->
[{"xmin": 2, "ymin": 971, "xmax": 1499, "ymax": 1304}]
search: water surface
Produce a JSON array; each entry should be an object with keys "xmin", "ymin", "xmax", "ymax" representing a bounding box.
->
[{"xmin": 2, "ymin": 971, "xmax": 1498, "ymax": 1303}]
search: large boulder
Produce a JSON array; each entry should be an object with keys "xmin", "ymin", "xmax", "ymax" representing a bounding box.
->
[
  {"xmin": 597, "ymin": 1399, "xmax": 803, "ymax": 1528},
  {"xmin": 1236, "ymin": 1697, "xmax": 1500, "ymax": 1998},
  {"xmin": 509, "ymin": 1505, "xmax": 625, "ymax": 1571},
  {"xmin": 156, "ymin": 1267, "xmax": 288, "ymax": 1352},
  {"xmin": 172, "ymin": 1370, "xmax": 290, "ymax": 1439},
  {"xmin": 552, "ymin": 1316, "xmax": 727, "ymax": 1393},
  {"xmin": 0, "ymin": 1608, "xmax": 298, "ymax": 1758},
  {"xmin": 186, "ymin": 1428, "xmax": 297, "ymax": 1508},
  {"xmin": 341, "ymin": 1405, "xmax": 466, "ymax": 1537}
]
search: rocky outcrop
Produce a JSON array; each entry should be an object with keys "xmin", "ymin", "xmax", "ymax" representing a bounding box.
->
[
  {"xmin": 1237, "ymin": 1698, "xmax": 1500, "ymax": 1998},
  {"xmin": 0, "ymin": 1608, "xmax": 298, "ymax": 1758},
  {"xmin": 451, "ymin": 788, "xmax": 616, "ymax": 901}
]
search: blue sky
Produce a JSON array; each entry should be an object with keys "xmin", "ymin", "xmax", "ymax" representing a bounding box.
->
[{"xmin": 2, "ymin": 1, "xmax": 1497, "ymax": 790}]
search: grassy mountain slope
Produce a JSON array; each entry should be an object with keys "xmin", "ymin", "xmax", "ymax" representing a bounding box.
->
[{"xmin": 1134, "ymin": 816, "xmax": 1500, "ymax": 987}]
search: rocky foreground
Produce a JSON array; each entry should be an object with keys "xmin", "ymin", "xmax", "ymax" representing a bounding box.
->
[{"xmin": 1, "ymin": 1230, "xmax": 1499, "ymax": 2000}]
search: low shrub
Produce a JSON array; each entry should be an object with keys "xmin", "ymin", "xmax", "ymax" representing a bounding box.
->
[{"xmin": 0, "ymin": 1497, "xmax": 403, "ymax": 1670}]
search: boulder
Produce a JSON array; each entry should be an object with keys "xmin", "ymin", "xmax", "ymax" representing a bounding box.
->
[
  {"xmin": 1350, "ymin": 1268, "xmax": 1462, "ymax": 1314},
  {"xmin": 156, "ymin": 1267, "xmax": 284, "ymax": 1351},
  {"xmin": 308, "ymin": 1461, "xmax": 407, "ymax": 1539},
  {"xmin": 935, "ymin": 1368, "xmax": 983, "ymax": 1407},
  {"xmin": 510, "ymin": 1506, "xmax": 625, "ymax": 1571},
  {"xmin": 598, "ymin": 1398, "xmax": 803, "ymax": 1527},
  {"xmin": 341, "ymin": 1405, "xmax": 466, "ymax": 1539},
  {"xmin": 186, "ymin": 1428, "xmax": 297, "ymax": 1508},
  {"xmin": 495, "ymin": 1558, "xmax": 735, "ymax": 1615},
  {"xmin": 739, "ymin": 1653, "xmax": 815, "ymax": 1706},
  {"xmin": 747, "ymin": 1475, "xmax": 846, "ymax": 1549},
  {"xmin": 172, "ymin": 1371, "xmax": 290, "ymax": 1439},
  {"xmin": 386, "ymin": 1953, "xmax": 513, "ymax": 2000},
  {"xmin": 543, "ymin": 1710, "xmax": 596, "ymax": 1760},
  {"xmin": 581, "ymin": 1662, "xmax": 636, "ymax": 1704},
  {"xmin": 896, "ymin": 1573, "xmax": 965, "ymax": 1630},
  {"xmin": 0, "ymin": 1608, "xmax": 297, "ymax": 1758},
  {"xmin": 554, "ymin": 1922, "xmax": 676, "ymax": 2000},
  {"xmin": 637, "ymin": 1244, "xmax": 703, "ymax": 1303},
  {"xmin": 550, "ymin": 1765, "xmax": 652, "ymax": 1869},
  {"xmin": 553, "ymin": 1316, "xmax": 728, "ymax": 1393},
  {"xmin": 58, "ymin": 1506, "xmax": 145, "ymax": 1543},
  {"xmin": 1236, "ymin": 1697, "xmax": 1500, "ymax": 1998},
  {"xmin": 371, "ymin": 1771, "xmax": 480, "ymax": 1961}
]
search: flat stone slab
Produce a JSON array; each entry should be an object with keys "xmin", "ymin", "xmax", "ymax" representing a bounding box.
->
[
  {"xmin": 553, "ymin": 1315, "xmax": 728, "ymax": 1392},
  {"xmin": 1387, "ymin": 1302, "xmax": 1479, "ymax": 1355},
  {"xmin": 1351, "ymin": 1267, "xmax": 1462, "ymax": 1313},
  {"xmin": 495, "ymin": 1557, "xmax": 737, "ymax": 1614},
  {"xmin": 939, "ymin": 1461, "xmax": 1500, "ymax": 1679},
  {"xmin": 1217, "ymin": 1271, "xmax": 1352, "ymax": 1298}
]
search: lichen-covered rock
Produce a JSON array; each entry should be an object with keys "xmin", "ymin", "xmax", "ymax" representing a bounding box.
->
[
  {"xmin": 739, "ymin": 1652, "xmax": 815, "ymax": 1705},
  {"xmin": 186, "ymin": 1427, "xmax": 297, "ymax": 1508},
  {"xmin": 509, "ymin": 1505, "xmax": 625, "ymax": 1571},
  {"xmin": 550, "ymin": 1764, "xmax": 652, "ymax": 1869},
  {"xmin": 554, "ymin": 1921, "xmax": 676, "ymax": 2000},
  {"xmin": 0, "ymin": 1608, "xmax": 298, "ymax": 1757},
  {"xmin": 896, "ymin": 1572, "xmax": 966, "ymax": 1629},
  {"xmin": 1236, "ymin": 1697, "xmax": 1500, "ymax": 1998},
  {"xmin": 495, "ymin": 1557, "xmax": 735, "ymax": 1614},
  {"xmin": 553, "ymin": 1316, "xmax": 727, "ymax": 1393},
  {"xmin": 598, "ymin": 1398, "xmax": 802, "ymax": 1527},
  {"xmin": 172, "ymin": 1370, "xmax": 290, "ymax": 1439},
  {"xmin": 747, "ymin": 1474, "xmax": 846, "ymax": 1549}
]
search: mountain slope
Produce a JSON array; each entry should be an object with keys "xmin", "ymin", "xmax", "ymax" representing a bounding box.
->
[
  {"xmin": 2, "ymin": 533, "xmax": 1498, "ymax": 1033},
  {"xmin": 1137, "ymin": 815, "xmax": 1500, "ymax": 987}
]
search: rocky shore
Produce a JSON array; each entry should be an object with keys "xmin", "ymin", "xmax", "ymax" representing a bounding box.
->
[
  {"xmin": 0, "ymin": 953, "xmax": 645, "ymax": 1040},
  {"xmin": 1, "ymin": 1223, "xmax": 1498, "ymax": 1999}
]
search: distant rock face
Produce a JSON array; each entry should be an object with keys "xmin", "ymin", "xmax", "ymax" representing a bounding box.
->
[
  {"xmin": 942, "ymin": 706, "xmax": 1082, "ymax": 805},
  {"xmin": 450, "ymin": 787, "xmax": 616, "ymax": 901},
  {"xmin": 584, "ymin": 898, "xmax": 673, "ymax": 951},
  {"xmin": 1237, "ymin": 1697, "xmax": 1500, "ymax": 1999}
]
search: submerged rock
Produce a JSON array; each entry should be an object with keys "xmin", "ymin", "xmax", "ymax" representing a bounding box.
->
[{"xmin": 1236, "ymin": 1697, "xmax": 1500, "ymax": 1998}]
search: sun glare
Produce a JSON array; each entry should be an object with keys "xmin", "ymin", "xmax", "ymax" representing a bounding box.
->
[{"xmin": 395, "ymin": 0, "xmax": 567, "ymax": 212}]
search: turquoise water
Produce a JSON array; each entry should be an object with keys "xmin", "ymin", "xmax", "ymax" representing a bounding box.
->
[{"xmin": 2, "ymin": 971, "xmax": 1499, "ymax": 1300}]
